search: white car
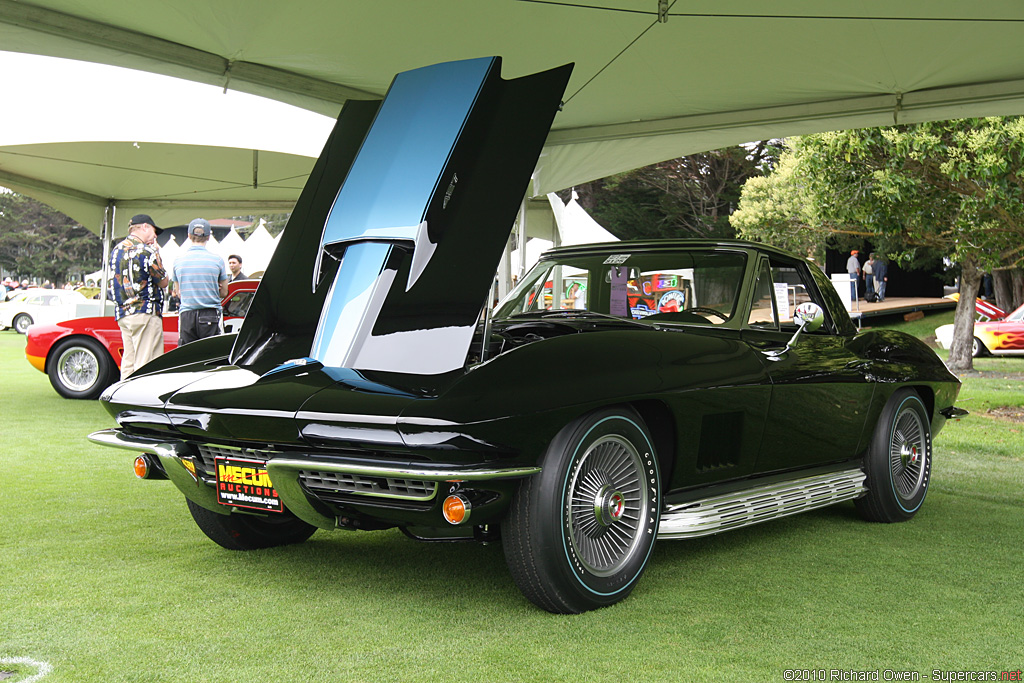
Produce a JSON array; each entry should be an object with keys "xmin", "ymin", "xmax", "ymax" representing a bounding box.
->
[{"xmin": 0, "ymin": 288, "xmax": 89, "ymax": 334}]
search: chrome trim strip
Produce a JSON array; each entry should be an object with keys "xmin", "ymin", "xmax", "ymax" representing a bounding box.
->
[
  {"xmin": 266, "ymin": 458, "xmax": 540, "ymax": 481},
  {"xmin": 87, "ymin": 429, "xmax": 226, "ymax": 515},
  {"xmin": 657, "ymin": 469, "xmax": 867, "ymax": 540},
  {"xmin": 297, "ymin": 470, "xmax": 438, "ymax": 501}
]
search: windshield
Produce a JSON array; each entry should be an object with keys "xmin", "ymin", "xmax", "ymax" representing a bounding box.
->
[{"xmin": 495, "ymin": 249, "xmax": 747, "ymax": 325}]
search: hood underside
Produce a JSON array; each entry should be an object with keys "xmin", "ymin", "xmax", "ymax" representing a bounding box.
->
[{"xmin": 229, "ymin": 57, "xmax": 573, "ymax": 377}]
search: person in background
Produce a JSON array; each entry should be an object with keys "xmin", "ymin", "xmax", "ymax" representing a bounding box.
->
[
  {"xmin": 873, "ymin": 257, "xmax": 888, "ymax": 302},
  {"xmin": 846, "ymin": 249, "xmax": 861, "ymax": 300},
  {"xmin": 863, "ymin": 253, "xmax": 876, "ymax": 300},
  {"xmin": 227, "ymin": 254, "xmax": 247, "ymax": 282},
  {"xmin": 109, "ymin": 214, "xmax": 167, "ymax": 379},
  {"xmin": 172, "ymin": 218, "xmax": 229, "ymax": 346}
]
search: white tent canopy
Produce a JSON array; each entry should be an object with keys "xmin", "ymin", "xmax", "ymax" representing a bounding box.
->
[
  {"xmin": 3, "ymin": 2, "xmax": 1024, "ymax": 195},
  {"xmin": 0, "ymin": 140, "xmax": 316, "ymax": 235},
  {"xmin": 0, "ymin": 50, "xmax": 331, "ymax": 235}
]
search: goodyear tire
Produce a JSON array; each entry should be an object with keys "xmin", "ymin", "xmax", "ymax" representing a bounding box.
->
[
  {"xmin": 186, "ymin": 499, "xmax": 316, "ymax": 550},
  {"xmin": 855, "ymin": 389, "xmax": 932, "ymax": 523},
  {"xmin": 503, "ymin": 407, "xmax": 660, "ymax": 613},
  {"xmin": 13, "ymin": 313, "xmax": 33, "ymax": 334},
  {"xmin": 48, "ymin": 337, "xmax": 117, "ymax": 399}
]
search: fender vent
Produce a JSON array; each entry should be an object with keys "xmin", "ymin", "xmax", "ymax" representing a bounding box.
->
[{"xmin": 696, "ymin": 412, "xmax": 743, "ymax": 472}]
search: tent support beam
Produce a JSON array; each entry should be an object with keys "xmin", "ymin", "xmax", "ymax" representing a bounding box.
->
[
  {"xmin": 0, "ymin": 168, "xmax": 107, "ymax": 204},
  {"xmin": 0, "ymin": 0, "xmax": 379, "ymax": 114},
  {"xmin": 546, "ymin": 77, "xmax": 1024, "ymax": 146}
]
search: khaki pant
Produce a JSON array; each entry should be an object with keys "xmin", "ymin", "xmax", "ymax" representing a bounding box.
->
[{"xmin": 118, "ymin": 312, "xmax": 164, "ymax": 379}]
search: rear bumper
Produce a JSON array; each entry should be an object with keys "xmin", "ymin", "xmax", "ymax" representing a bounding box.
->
[{"xmin": 88, "ymin": 428, "xmax": 538, "ymax": 529}]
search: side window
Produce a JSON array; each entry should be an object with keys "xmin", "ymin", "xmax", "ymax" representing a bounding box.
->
[
  {"xmin": 747, "ymin": 260, "xmax": 778, "ymax": 329},
  {"xmin": 224, "ymin": 291, "xmax": 255, "ymax": 317},
  {"xmin": 767, "ymin": 257, "xmax": 835, "ymax": 334}
]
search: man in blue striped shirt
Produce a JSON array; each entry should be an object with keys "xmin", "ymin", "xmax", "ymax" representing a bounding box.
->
[{"xmin": 172, "ymin": 218, "xmax": 228, "ymax": 346}]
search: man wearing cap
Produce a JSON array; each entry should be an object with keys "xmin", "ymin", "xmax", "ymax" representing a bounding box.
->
[
  {"xmin": 172, "ymin": 218, "xmax": 229, "ymax": 346},
  {"xmin": 846, "ymin": 249, "xmax": 862, "ymax": 300},
  {"xmin": 110, "ymin": 214, "xmax": 168, "ymax": 379}
]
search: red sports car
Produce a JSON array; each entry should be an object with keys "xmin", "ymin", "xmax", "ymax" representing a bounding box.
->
[{"xmin": 25, "ymin": 279, "xmax": 258, "ymax": 399}]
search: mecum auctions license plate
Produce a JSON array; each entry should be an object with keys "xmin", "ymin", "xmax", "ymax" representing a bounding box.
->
[{"xmin": 214, "ymin": 456, "xmax": 282, "ymax": 513}]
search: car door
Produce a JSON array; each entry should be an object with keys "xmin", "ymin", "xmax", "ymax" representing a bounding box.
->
[{"xmin": 742, "ymin": 255, "xmax": 876, "ymax": 473}]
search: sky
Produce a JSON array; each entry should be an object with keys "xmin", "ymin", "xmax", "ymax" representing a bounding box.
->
[{"xmin": 0, "ymin": 50, "xmax": 336, "ymax": 156}]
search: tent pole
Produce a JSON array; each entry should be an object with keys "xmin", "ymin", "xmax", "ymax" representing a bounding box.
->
[
  {"xmin": 98, "ymin": 201, "xmax": 115, "ymax": 315},
  {"xmin": 517, "ymin": 196, "xmax": 528, "ymax": 278}
]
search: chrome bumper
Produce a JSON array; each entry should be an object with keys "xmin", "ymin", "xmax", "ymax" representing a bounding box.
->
[{"xmin": 88, "ymin": 428, "xmax": 540, "ymax": 529}]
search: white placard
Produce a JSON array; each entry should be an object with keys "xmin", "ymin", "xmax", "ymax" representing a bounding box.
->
[{"xmin": 774, "ymin": 282, "xmax": 790, "ymax": 321}]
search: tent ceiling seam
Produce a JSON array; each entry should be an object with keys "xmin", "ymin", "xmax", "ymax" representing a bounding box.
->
[
  {"xmin": 0, "ymin": 0, "xmax": 381, "ymax": 106},
  {"xmin": 548, "ymin": 78, "xmax": 1024, "ymax": 145}
]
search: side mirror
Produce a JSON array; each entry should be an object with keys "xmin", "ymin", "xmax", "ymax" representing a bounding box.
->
[
  {"xmin": 767, "ymin": 302, "xmax": 825, "ymax": 358},
  {"xmin": 794, "ymin": 302, "xmax": 824, "ymax": 332}
]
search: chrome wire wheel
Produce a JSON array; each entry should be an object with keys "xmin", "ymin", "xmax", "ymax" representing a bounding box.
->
[
  {"xmin": 567, "ymin": 434, "xmax": 648, "ymax": 577},
  {"xmin": 13, "ymin": 313, "xmax": 32, "ymax": 334},
  {"xmin": 56, "ymin": 345, "xmax": 100, "ymax": 393},
  {"xmin": 889, "ymin": 405, "xmax": 927, "ymax": 501}
]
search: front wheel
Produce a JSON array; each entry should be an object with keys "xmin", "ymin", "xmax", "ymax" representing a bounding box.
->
[
  {"xmin": 186, "ymin": 499, "xmax": 316, "ymax": 550},
  {"xmin": 503, "ymin": 407, "xmax": 660, "ymax": 613},
  {"xmin": 855, "ymin": 389, "xmax": 932, "ymax": 523},
  {"xmin": 972, "ymin": 337, "xmax": 988, "ymax": 358},
  {"xmin": 13, "ymin": 313, "xmax": 33, "ymax": 334},
  {"xmin": 48, "ymin": 337, "xmax": 118, "ymax": 399}
]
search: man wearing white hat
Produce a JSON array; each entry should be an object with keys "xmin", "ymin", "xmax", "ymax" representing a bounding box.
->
[{"xmin": 172, "ymin": 218, "xmax": 229, "ymax": 346}]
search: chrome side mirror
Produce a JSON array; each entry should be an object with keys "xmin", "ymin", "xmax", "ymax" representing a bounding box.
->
[
  {"xmin": 767, "ymin": 302, "xmax": 824, "ymax": 358},
  {"xmin": 794, "ymin": 302, "xmax": 824, "ymax": 332}
]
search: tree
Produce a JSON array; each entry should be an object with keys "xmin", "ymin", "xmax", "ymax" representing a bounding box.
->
[
  {"xmin": 571, "ymin": 143, "xmax": 779, "ymax": 240},
  {"xmin": 0, "ymin": 191, "xmax": 102, "ymax": 283},
  {"xmin": 732, "ymin": 118, "xmax": 1024, "ymax": 372}
]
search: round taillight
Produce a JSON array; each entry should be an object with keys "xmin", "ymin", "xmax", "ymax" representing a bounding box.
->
[
  {"xmin": 133, "ymin": 455, "xmax": 150, "ymax": 479},
  {"xmin": 442, "ymin": 494, "xmax": 471, "ymax": 525}
]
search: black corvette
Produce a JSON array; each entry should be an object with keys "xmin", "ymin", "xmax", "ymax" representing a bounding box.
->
[{"xmin": 90, "ymin": 57, "xmax": 964, "ymax": 614}]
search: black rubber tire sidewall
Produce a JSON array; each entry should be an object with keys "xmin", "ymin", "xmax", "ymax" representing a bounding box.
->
[
  {"xmin": 47, "ymin": 337, "xmax": 117, "ymax": 399},
  {"xmin": 856, "ymin": 389, "xmax": 932, "ymax": 523},
  {"xmin": 186, "ymin": 499, "xmax": 316, "ymax": 550},
  {"xmin": 504, "ymin": 408, "xmax": 660, "ymax": 613},
  {"xmin": 13, "ymin": 313, "xmax": 32, "ymax": 334}
]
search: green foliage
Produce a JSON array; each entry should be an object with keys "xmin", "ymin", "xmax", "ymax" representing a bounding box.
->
[
  {"xmin": 0, "ymin": 191, "xmax": 101, "ymax": 282},
  {"xmin": 732, "ymin": 117, "xmax": 1024, "ymax": 371},
  {"xmin": 573, "ymin": 143, "xmax": 780, "ymax": 240}
]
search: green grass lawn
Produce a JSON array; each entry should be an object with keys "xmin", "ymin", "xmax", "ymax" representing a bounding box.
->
[{"xmin": 1, "ymin": 325, "xmax": 1022, "ymax": 682}]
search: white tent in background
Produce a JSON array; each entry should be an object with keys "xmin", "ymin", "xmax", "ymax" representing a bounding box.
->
[
  {"xmin": 158, "ymin": 235, "xmax": 182, "ymax": 277},
  {"xmin": 547, "ymin": 191, "xmax": 619, "ymax": 246},
  {"xmin": 511, "ymin": 238, "xmax": 554, "ymax": 275},
  {"xmin": 216, "ymin": 228, "xmax": 246, "ymax": 261},
  {"xmin": 242, "ymin": 223, "xmax": 277, "ymax": 274}
]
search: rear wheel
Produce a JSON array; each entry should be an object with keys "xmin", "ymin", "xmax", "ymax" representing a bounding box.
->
[
  {"xmin": 503, "ymin": 407, "xmax": 660, "ymax": 613},
  {"xmin": 855, "ymin": 389, "xmax": 932, "ymax": 523},
  {"xmin": 186, "ymin": 499, "xmax": 316, "ymax": 550},
  {"xmin": 13, "ymin": 313, "xmax": 33, "ymax": 334},
  {"xmin": 48, "ymin": 337, "xmax": 117, "ymax": 399}
]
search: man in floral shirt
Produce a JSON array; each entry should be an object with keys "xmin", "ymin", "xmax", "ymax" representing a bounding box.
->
[{"xmin": 110, "ymin": 214, "xmax": 168, "ymax": 379}]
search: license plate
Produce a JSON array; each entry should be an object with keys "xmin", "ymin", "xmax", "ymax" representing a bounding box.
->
[{"xmin": 214, "ymin": 456, "xmax": 282, "ymax": 513}]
